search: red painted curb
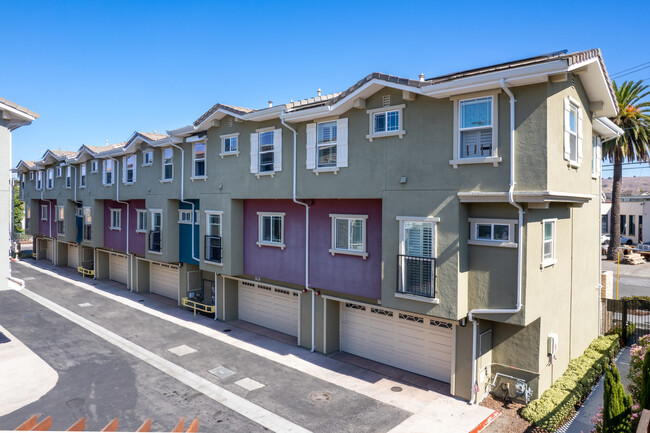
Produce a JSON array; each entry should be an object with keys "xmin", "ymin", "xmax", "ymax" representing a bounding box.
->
[{"xmin": 469, "ymin": 410, "xmax": 501, "ymax": 433}]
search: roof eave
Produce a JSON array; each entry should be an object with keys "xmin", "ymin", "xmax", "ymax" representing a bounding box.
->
[{"xmin": 568, "ymin": 58, "xmax": 617, "ymax": 118}]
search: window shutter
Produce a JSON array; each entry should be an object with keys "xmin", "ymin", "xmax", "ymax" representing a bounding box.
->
[
  {"xmin": 273, "ymin": 128, "xmax": 282, "ymax": 172},
  {"xmin": 250, "ymin": 133, "xmax": 259, "ymax": 174},
  {"xmin": 563, "ymin": 98, "xmax": 571, "ymax": 160},
  {"xmin": 122, "ymin": 157, "xmax": 127, "ymax": 183},
  {"xmin": 133, "ymin": 154, "xmax": 137, "ymax": 182},
  {"xmin": 306, "ymin": 123, "xmax": 316, "ymax": 169},
  {"xmin": 577, "ymin": 107, "xmax": 583, "ymax": 165},
  {"xmin": 337, "ymin": 118, "xmax": 349, "ymax": 168},
  {"xmin": 103, "ymin": 160, "xmax": 107, "ymax": 184}
]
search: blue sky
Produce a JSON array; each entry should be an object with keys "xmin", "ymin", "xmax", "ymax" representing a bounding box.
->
[{"xmin": 3, "ymin": 0, "xmax": 650, "ymax": 176}]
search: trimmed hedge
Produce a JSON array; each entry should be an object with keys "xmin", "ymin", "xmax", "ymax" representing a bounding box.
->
[{"xmin": 521, "ymin": 334, "xmax": 620, "ymax": 431}]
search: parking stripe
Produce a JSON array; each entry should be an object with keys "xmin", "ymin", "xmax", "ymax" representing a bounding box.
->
[{"xmin": 17, "ymin": 287, "xmax": 311, "ymax": 433}]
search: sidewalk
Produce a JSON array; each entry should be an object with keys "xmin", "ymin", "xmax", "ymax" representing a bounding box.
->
[{"xmin": 560, "ymin": 347, "xmax": 631, "ymax": 433}]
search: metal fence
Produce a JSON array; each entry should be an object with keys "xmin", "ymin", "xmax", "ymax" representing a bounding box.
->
[{"xmin": 601, "ymin": 298, "xmax": 650, "ymax": 346}]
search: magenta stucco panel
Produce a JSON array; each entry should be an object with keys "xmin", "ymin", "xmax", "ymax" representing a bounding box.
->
[
  {"xmin": 129, "ymin": 200, "xmax": 146, "ymax": 256},
  {"xmin": 39, "ymin": 199, "xmax": 57, "ymax": 238},
  {"xmin": 104, "ymin": 200, "xmax": 127, "ymax": 252},
  {"xmin": 243, "ymin": 199, "xmax": 381, "ymax": 299}
]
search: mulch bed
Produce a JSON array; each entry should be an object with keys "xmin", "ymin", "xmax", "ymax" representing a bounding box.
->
[{"xmin": 480, "ymin": 395, "xmax": 550, "ymax": 433}]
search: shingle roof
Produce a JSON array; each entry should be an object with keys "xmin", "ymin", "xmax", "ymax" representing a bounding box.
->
[
  {"xmin": 85, "ymin": 142, "xmax": 126, "ymax": 155},
  {"xmin": 0, "ymin": 97, "xmax": 39, "ymax": 119},
  {"xmin": 50, "ymin": 150, "xmax": 77, "ymax": 158},
  {"xmin": 137, "ymin": 132, "xmax": 168, "ymax": 142},
  {"xmin": 193, "ymin": 103, "xmax": 254, "ymax": 127}
]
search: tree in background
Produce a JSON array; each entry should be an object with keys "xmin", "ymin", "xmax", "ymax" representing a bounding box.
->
[
  {"xmin": 603, "ymin": 80, "xmax": 650, "ymax": 260},
  {"xmin": 13, "ymin": 183, "xmax": 23, "ymax": 235},
  {"xmin": 603, "ymin": 363, "xmax": 633, "ymax": 432}
]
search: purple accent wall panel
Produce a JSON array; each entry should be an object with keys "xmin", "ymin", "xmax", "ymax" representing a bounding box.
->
[
  {"xmin": 243, "ymin": 199, "xmax": 381, "ymax": 299},
  {"xmin": 39, "ymin": 199, "xmax": 57, "ymax": 238},
  {"xmin": 129, "ymin": 199, "xmax": 146, "ymax": 255},
  {"xmin": 104, "ymin": 200, "xmax": 127, "ymax": 252}
]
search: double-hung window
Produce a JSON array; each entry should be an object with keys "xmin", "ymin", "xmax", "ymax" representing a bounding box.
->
[
  {"xmin": 221, "ymin": 134, "xmax": 239, "ymax": 156},
  {"xmin": 136, "ymin": 210, "xmax": 147, "ymax": 233},
  {"xmin": 46, "ymin": 168, "xmax": 54, "ymax": 189},
  {"xmin": 317, "ymin": 121, "xmax": 337, "ymax": 168},
  {"xmin": 259, "ymin": 131, "xmax": 275, "ymax": 172},
  {"xmin": 41, "ymin": 204, "xmax": 48, "ymax": 221},
  {"xmin": 91, "ymin": 160, "xmax": 98, "ymax": 173},
  {"xmin": 143, "ymin": 151, "xmax": 153, "ymax": 166},
  {"xmin": 193, "ymin": 143, "xmax": 206, "ymax": 178},
  {"xmin": 56, "ymin": 166, "xmax": 62, "ymax": 178},
  {"xmin": 162, "ymin": 148, "xmax": 173, "ymax": 181},
  {"xmin": 459, "ymin": 97, "xmax": 493, "ymax": 158},
  {"xmin": 257, "ymin": 212, "xmax": 285, "ymax": 249},
  {"xmin": 306, "ymin": 118, "xmax": 349, "ymax": 171},
  {"xmin": 103, "ymin": 160, "xmax": 114, "ymax": 185},
  {"xmin": 397, "ymin": 217, "xmax": 438, "ymax": 299},
  {"xmin": 468, "ymin": 218, "xmax": 517, "ymax": 248},
  {"xmin": 57, "ymin": 206, "xmax": 65, "ymax": 235},
  {"xmin": 542, "ymin": 219, "xmax": 557, "ymax": 267},
  {"xmin": 110, "ymin": 209, "xmax": 121, "ymax": 230},
  {"xmin": 205, "ymin": 211, "xmax": 223, "ymax": 263},
  {"xmin": 178, "ymin": 210, "xmax": 193, "ymax": 224},
  {"xmin": 29, "ymin": 171, "xmax": 34, "ymax": 181},
  {"xmin": 83, "ymin": 207, "xmax": 92, "ymax": 241},
  {"xmin": 36, "ymin": 171, "xmax": 42, "ymax": 190},
  {"xmin": 80, "ymin": 164, "xmax": 87, "ymax": 188},
  {"xmin": 366, "ymin": 105, "xmax": 405, "ymax": 141},
  {"xmin": 250, "ymin": 129, "xmax": 282, "ymax": 175},
  {"xmin": 65, "ymin": 166, "xmax": 71, "ymax": 189},
  {"xmin": 149, "ymin": 210, "xmax": 162, "ymax": 252},
  {"xmin": 564, "ymin": 97, "xmax": 583, "ymax": 166},
  {"xmin": 123, "ymin": 155, "xmax": 136, "ymax": 184},
  {"xmin": 329, "ymin": 214, "xmax": 368, "ymax": 258}
]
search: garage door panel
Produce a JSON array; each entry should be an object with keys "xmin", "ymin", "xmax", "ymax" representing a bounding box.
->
[
  {"xmin": 341, "ymin": 303, "xmax": 453, "ymax": 383},
  {"xmin": 150, "ymin": 262, "xmax": 179, "ymax": 300},
  {"xmin": 109, "ymin": 253, "xmax": 128, "ymax": 285},
  {"xmin": 238, "ymin": 283, "xmax": 299, "ymax": 337},
  {"xmin": 68, "ymin": 245, "xmax": 79, "ymax": 269}
]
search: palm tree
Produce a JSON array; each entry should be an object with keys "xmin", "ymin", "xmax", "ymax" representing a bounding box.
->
[{"xmin": 603, "ymin": 80, "xmax": 650, "ymax": 260}]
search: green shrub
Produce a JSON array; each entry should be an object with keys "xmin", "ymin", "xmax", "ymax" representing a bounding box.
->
[
  {"xmin": 521, "ymin": 334, "xmax": 620, "ymax": 431},
  {"xmin": 603, "ymin": 363, "xmax": 632, "ymax": 433}
]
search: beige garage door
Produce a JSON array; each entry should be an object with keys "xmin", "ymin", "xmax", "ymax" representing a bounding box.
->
[
  {"xmin": 45, "ymin": 239, "xmax": 53, "ymax": 261},
  {"xmin": 68, "ymin": 244, "xmax": 79, "ymax": 269},
  {"xmin": 109, "ymin": 253, "xmax": 128, "ymax": 285},
  {"xmin": 340, "ymin": 302, "xmax": 454, "ymax": 382},
  {"xmin": 150, "ymin": 262, "xmax": 179, "ymax": 300},
  {"xmin": 238, "ymin": 281, "xmax": 299, "ymax": 337}
]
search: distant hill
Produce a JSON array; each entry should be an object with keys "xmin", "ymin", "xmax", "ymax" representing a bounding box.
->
[{"xmin": 602, "ymin": 176, "xmax": 650, "ymax": 197}]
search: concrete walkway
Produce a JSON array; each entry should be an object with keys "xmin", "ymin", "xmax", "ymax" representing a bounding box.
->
[{"xmin": 560, "ymin": 347, "xmax": 631, "ymax": 433}]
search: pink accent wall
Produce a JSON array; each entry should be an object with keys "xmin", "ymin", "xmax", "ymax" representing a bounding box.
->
[
  {"xmin": 243, "ymin": 199, "xmax": 381, "ymax": 299},
  {"xmin": 104, "ymin": 200, "xmax": 127, "ymax": 252},
  {"xmin": 38, "ymin": 199, "xmax": 57, "ymax": 238},
  {"xmin": 129, "ymin": 200, "xmax": 146, "ymax": 256}
]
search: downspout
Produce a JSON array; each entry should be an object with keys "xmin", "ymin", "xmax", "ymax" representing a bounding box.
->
[
  {"xmin": 108, "ymin": 156, "xmax": 131, "ymax": 291},
  {"xmin": 169, "ymin": 142, "xmax": 199, "ymax": 263},
  {"xmin": 467, "ymin": 79, "xmax": 524, "ymax": 404},
  {"xmin": 280, "ymin": 113, "xmax": 315, "ymax": 352},
  {"xmin": 40, "ymin": 170, "xmax": 54, "ymax": 262}
]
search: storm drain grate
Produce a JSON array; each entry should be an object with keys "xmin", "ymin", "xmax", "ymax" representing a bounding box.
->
[
  {"xmin": 209, "ymin": 366, "xmax": 235, "ymax": 379},
  {"xmin": 0, "ymin": 332, "xmax": 10, "ymax": 344},
  {"xmin": 309, "ymin": 392, "xmax": 332, "ymax": 402},
  {"xmin": 391, "ymin": 387, "xmax": 403, "ymax": 393}
]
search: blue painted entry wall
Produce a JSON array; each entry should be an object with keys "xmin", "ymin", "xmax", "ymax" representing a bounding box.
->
[{"xmin": 179, "ymin": 200, "xmax": 199, "ymax": 265}]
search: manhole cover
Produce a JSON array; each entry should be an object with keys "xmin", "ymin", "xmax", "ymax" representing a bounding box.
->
[
  {"xmin": 309, "ymin": 392, "xmax": 332, "ymax": 402},
  {"xmin": 391, "ymin": 386, "xmax": 403, "ymax": 392}
]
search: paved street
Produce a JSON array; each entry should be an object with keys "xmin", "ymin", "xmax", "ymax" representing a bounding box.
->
[
  {"xmin": 0, "ymin": 260, "xmax": 495, "ymax": 432},
  {"xmin": 602, "ymin": 258, "xmax": 650, "ymax": 298}
]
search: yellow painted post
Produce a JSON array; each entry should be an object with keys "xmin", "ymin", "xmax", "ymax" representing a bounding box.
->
[{"xmin": 616, "ymin": 250, "xmax": 620, "ymax": 300}]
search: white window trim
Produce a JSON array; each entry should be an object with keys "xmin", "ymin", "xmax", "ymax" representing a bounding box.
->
[
  {"xmin": 329, "ymin": 214, "xmax": 369, "ymax": 259},
  {"xmin": 256, "ymin": 211, "xmax": 286, "ymax": 249},
  {"xmin": 205, "ymin": 210, "xmax": 224, "ymax": 265},
  {"xmin": 191, "ymin": 142, "xmax": 207, "ymax": 180},
  {"xmin": 56, "ymin": 166, "xmax": 62, "ymax": 178},
  {"xmin": 123, "ymin": 154, "xmax": 137, "ymax": 185},
  {"xmin": 103, "ymin": 160, "xmax": 115, "ymax": 186},
  {"xmin": 257, "ymin": 130, "xmax": 277, "ymax": 177},
  {"xmin": 149, "ymin": 209, "xmax": 163, "ymax": 254},
  {"xmin": 91, "ymin": 160, "xmax": 99, "ymax": 173},
  {"xmin": 142, "ymin": 150, "xmax": 154, "ymax": 167},
  {"xmin": 316, "ymin": 121, "xmax": 339, "ymax": 170},
  {"xmin": 450, "ymin": 90, "xmax": 502, "ymax": 168},
  {"xmin": 36, "ymin": 171, "xmax": 42, "ymax": 190},
  {"xmin": 220, "ymin": 133, "xmax": 240, "ymax": 157},
  {"xmin": 136, "ymin": 209, "xmax": 147, "ymax": 233},
  {"xmin": 468, "ymin": 218, "xmax": 517, "ymax": 248},
  {"xmin": 541, "ymin": 218, "xmax": 557, "ymax": 268},
  {"xmin": 79, "ymin": 163, "xmax": 87, "ymax": 188},
  {"xmin": 592, "ymin": 136, "xmax": 602, "ymax": 179},
  {"xmin": 46, "ymin": 168, "xmax": 54, "ymax": 190},
  {"xmin": 65, "ymin": 166, "xmax": 72, "ymax": 189},
  {"xmin": 56, "ymin": 206, "xmax": 65, "ymax": 235},
  {"xmin": 564, "ymin": 96, "xmax": 583, "ymax": 168},
  {"xmin": 178, "ymin": 209, "xmax": 193, "ymax": 224},
  {"xmin": 161, "ymin": 148, "xmax": 174, "ymax": 182},
  {"xmin": 109, "ymin": 208, "xmax": 122, "ymax": 231},
  {"xmin": 41, "ymin": 204, "xmax": 48, "ymax": 221},
  {"xmin": 29, "ymin": 171, "xmax": 34, "ymax": 181},
  {"xmin": 366, "ymin": 104, "xmax": 406, "ymax": 141},
  {"xmin": 396, "ymin": 216, "xmax": 439, "ymax": 301}
]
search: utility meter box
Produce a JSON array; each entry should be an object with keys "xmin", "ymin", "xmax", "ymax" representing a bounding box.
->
[{"xmin": 547, "ymin": 333, "xmax": 559, "ymax": 357}]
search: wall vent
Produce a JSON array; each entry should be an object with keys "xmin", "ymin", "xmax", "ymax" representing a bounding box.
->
[{"xmin": 383, "ymin": 95, "xmax": 391, "ymax": 107}]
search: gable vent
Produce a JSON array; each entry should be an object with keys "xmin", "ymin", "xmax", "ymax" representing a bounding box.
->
[
  {"xmin": 383, "ymin": 95, "xmax": 391, "ymax": 107},
  {"xmin": 228, "ymin": 118, "xmax": 233, "ymax": 128}
]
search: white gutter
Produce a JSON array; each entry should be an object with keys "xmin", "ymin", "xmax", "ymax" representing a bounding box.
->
[
  {"xmin": 108, "ymin": 156, "xmax": 131, "ymax": 291},
  {"xmin": 168, "ymin": 142, "xmax": 199, "ymax": 263},
  {"xmin": 280, "ymin": 113, "xmax": 315, "ymax": 352},
  {"xmin": 467, "ymin": 79, "xmax": 524, "ymax": 405}
]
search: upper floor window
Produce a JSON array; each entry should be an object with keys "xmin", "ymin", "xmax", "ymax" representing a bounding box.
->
[
  {"xmin": 307, "ymin": 118, "xmax": 349, "ymax": 171},
  {"xmin": 149, "ymin": 210, "xmax": 163, "ymax": 253},
  {"xmin": 20, "ymin": 174, "xmax": 25, "ymax": 194},
  {"xmin": 29, "ymin": 171, "xmax": 34, "ymax": 181},
  {"xmin": 162, "ymin": 148, "xmax": 173, "ymax": 181},
  {"xmin": 143, "ymin": 151, "xmax": 153, "ymax": 166},
  {"xmin": 110, "ymin": 208, "xmax": 121, "ymax": 230},
  {"xmin": 56, "ymin": 166, "xmax": 62, "ymax": 178},
  {"xmin": 178, "ymin": 210, "xmax": 193, "ymax": 224},
  {"xmin": 80, "ymin": 164, "xmax": 87, "ymax": 188},
  {"xmin": 221, "ymin": 133, "xmax": 239, "ymax": 157},
  {"xmin": 65, "ymin": 166, "xmax": 71, "ymax": 189},
  {"xmin": 592, "ymin": 136, "xmax": 601, "ymax": 178},
  {"xmin": 91, "ymin": 160, "xmax": 98, "ymax": 173},
  {"xmin": 250, "ymin": 129, "xmax": 282, "ymax": 175},
  {"xmin": 36, "ymin": 171, "xmax": 43, "ymax": 190},
  {"xmin": 205, "ymin": 211, "xmax": 223, "ymax": 263},
  {"xmin": 136, "ymin": 209, "xmax": 147, "ymax": 233},
  {"xmin": 123, "ymin": 155, "xmax": 136, "ymax": 184},
  {"xmin": 468, "ymin": 218, "xmax": 517, "ymax": 248},
  {"xmin": 542, "ymin": 219, "xmax": 557, "ymax": 268},
  {"xmin": 46, "ymin": 168, "xmax": 54, "ymax": 189},
  {"xmin": 329, "ymin": 214, "xmax": 368, "ymax": 259},
  {"xmin": 257, "ymin": 212, "xmax": 285, "ymax": 249},
  {"xmin": 25, "ymin": 205, "xmax": 30, "ymax": 229},
  {"xmin": 564, "ymin": 97, "xmax": 583, "ymax": 167},
  {"xmin": 366, "ymin": 105, "xmax": 405, "ymax": 141},
  {"xmin": 83, "ymin": 207, "xmax": 92, "ymax": 241},
  {"xmin": 397, "ymin": 216, "xmax": 438, "ymax": 299},
  {"xmin": 459, "ymin": 97, "xmax": 493, "ymax": 158},
  {"xmin": 103, "ymin": 159, "xmax": 114, "ymax": 185},
  {"xmin": 41, "ymin": 204, "xmax": 48, "ymax": 221},
  {"xmin": 193, "ymin": 143, "xmax": 206, "ymax": 178},
  {"xmin": 57, "ymin": 206, "xmax": 65, "ymax": 235}
]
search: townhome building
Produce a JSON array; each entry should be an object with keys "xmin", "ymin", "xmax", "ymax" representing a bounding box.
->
[{"xmin": 16, "ymin": 49, "xmax": 623, "ymax": 404}]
